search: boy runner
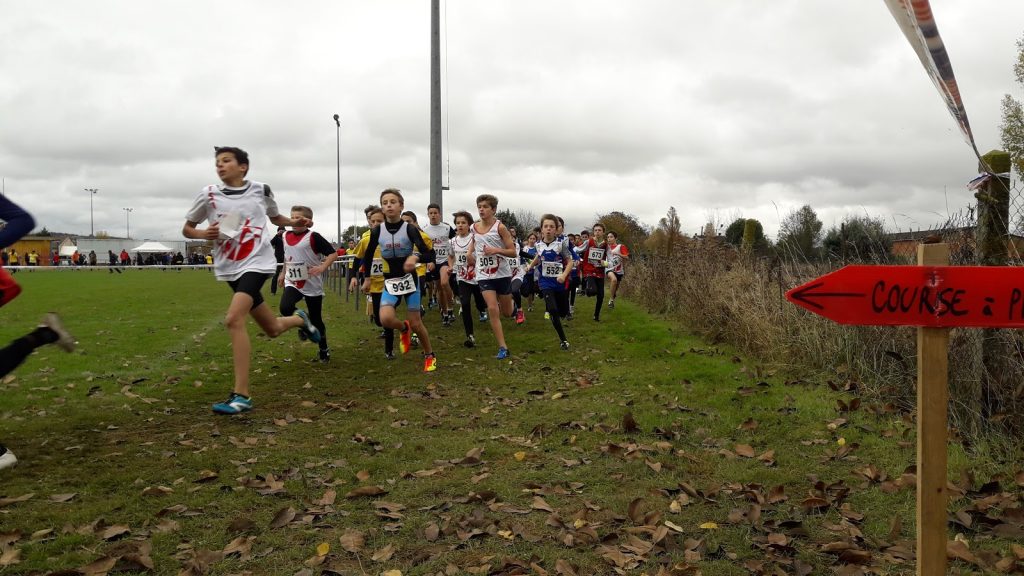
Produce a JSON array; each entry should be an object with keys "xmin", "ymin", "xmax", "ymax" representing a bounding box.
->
[
  {"xmin": 278, "ymin": 206, "xmax": 339, "ymax": 362},
  {"xmin": 350, "ymin": 208, "xmax": 395, "ymax": 356},
  {"xmin": 1, "ymin": 194, "xmax": 75, "ymax": 471},
  {"xmin": 469, "ymin": 194, "xmax": 517, "ymax": 359},
  {"xmin": 579, "ymin": 223, "xmax": 609, "ymax": 322},
  {"xmin": 422, "ymin": 204, "xmax": 456, "ymax": 326},
  {"xmin": 183, "ymin": 146, "xmax": 321, "ymax": 415},
  {"xmin": 360, "ymin": 189, "xmax": 437, "ymax": 372},
  {"xmin": 525, "ymin": 214, "xmax": 574, "ymax": 350},
  {"xmin": 605, "ymin": 231, "xmax": 630, "ymax": 308}
]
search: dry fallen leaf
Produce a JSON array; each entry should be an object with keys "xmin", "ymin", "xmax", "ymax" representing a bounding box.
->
[
  {"xmin": 699, "ymin": 522, "xmax": 719, "ymax": 530},
  {"xmin": 356, "ymin": 470, "xmax": 371, "ymax": 482},
  {"xmin": 316, "ymin": 542, "xmax": 330, "ymax": 556},
  {"xmin": 268, "ymin": 507, "xmax": 296, "ymax": 529},
  {"xmin": 514, "ymin": 451, "xmax": 527, "ymax": 462},
  {"xmin": 371, "ymin": 543, "xmax": 395, "ymax": 562},
  {"xmin": 49, "ymin": 493, "xmax": 77, "ymax": 503},
  {"xmin": 734, "ymin": 444, "xmax": 756, "ymax": 458},
  {"xmin": 345, "ymin": 485, "xmax": 388, "ymax": 498},
  {"xmin": 339, "ymin": 529, "xmax": 365, "ymax": 553}
]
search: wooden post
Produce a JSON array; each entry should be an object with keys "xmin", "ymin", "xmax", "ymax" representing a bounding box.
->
[
  {"xmin": 916, "ymin": 242, "xmax": 949, "ymax": 576},
  {"xmin": 975, "ymin": 150, "xmax": 1013, "ymax": 422}
]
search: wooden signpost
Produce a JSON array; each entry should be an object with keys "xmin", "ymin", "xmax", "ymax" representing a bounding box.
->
[{"xmin": 786, "ymin": 243, "xmax": 992, "ymax": 575}]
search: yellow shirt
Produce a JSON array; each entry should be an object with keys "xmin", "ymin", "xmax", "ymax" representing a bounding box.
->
[
  {"xmin": 416, "ymin": 231, "xmax": 433, "ymax": 277},
  {"xmin": 353, "ymin": 229, "xmax": 386, "ymax": 293}
]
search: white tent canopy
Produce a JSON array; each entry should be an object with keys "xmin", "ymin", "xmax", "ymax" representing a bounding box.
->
[{"xmin": 130, "ymin": 241, "xmax": 174, "ymax": 253}]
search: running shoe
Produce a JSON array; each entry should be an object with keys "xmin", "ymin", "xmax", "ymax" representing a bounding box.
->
[
  {"xmin": 378, "ymin": 329, "xmax": 387, "ymax": 339},
  {"xmin": 608, "ymin": 300, "xmax": 615, "ymax": 309},
  {"xmin": 515, "ymin": 309, "xmax": 525, "ymax": 325},
  {"xmin": 479, "ymin": 311, "xmax": 489, "ymax": 323},
  {"xmin": 496, "ymin": 347, "xmax": 509, "ymax": 360},
  {"xmin": 399, "ymin": 321, "xmax": 412, "ymax": 354},
  {"xmin": 423, "ymin": 353, "xmax": 438, "ymax": 372},
  {"xmin": 0, "ymin": 444, "xmax": 17, "ymax": 471},
  {"xmin": 560, "ymin": 340, "xmax": 570, "ymax": 351},
  {"xmin": 411, "ymin": 333, "xmax": 420, "ymax": 349},
  {"xmin": 527, "ymin": 305, "xmax": 533, "ymax": 312},
  {"xmin": 212, "ymin": 393, "xmax": 252, "ymax": 415},
  {"xmin": 317, "ymin": 348, "xmax": 331, "ymax": 363},
  {"xmin": 464, "ymin": 334, "xmax": 476, "ymax": 348},
  {"xmin": 42, "ymin": 313, "xmax": 76, "ymax": 352},
  {"xmin": 544, "ymin": 312, "xmax": 551, "ymax": 320},
  {"xmin": 295, "ymin": 310, "xmax": 321, "ymax": 343},
  {"xmin": 385, "ymin": 351, "xmax": 396, "ymax": 360}
]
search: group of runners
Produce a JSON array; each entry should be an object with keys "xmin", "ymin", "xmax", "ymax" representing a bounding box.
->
[
  {"xmin": 181, "ymin": 146, "xmax": 631, "ymax": 415},
  {"xmin": 1, "ymin": 145, "xmax": 634, "ymax": 464}
]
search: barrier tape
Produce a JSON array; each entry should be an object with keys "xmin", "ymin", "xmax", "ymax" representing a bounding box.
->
[{"xmin": 883, "ymin": 0, "xmax": 989, "ymax": 171}]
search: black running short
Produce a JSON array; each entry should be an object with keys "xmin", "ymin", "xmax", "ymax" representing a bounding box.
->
[{"xmin": 227, "ymin": 271, "xmax": 270, "ymax": 310}]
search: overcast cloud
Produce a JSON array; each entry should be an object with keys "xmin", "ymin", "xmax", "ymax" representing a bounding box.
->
[{"xmin": 1, "ymin": 0, "xmax": 1022, "ymax": 243}]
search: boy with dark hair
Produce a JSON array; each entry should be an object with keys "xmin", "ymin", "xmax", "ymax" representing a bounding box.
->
[
  {"xmin": 350, "ymin": 208, "xmax": 394, "ymax": 355},
  {"xmin": 183, "ymin": 146, "xmax": 321, "ymax": 414},
  {"xmin": 605, "ymin": 230, "xmax": 630, "ymax": 308},
  {"xmin": 423, "ymin": 203, "xmax": 456, "ymax": 325},
  {"xmin": 579, "ymin": 223, "xmax": 609, "ymax": 321},
  {"xmin": 360, "ymin": 189, "xmax": 437, "ymax": 372},
  {"xmin": 525, "ymin": 214, "xmax": 574, "ymax": 350},
  {"xmin": 469, "ymin": 194, "xmax": 517, "ymax": 359},
  {"xmin": 278, "ymin": 206, "xmax": 339, "ymax": 362}
]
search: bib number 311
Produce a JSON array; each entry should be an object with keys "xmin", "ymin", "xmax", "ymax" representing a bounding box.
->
[{"xmin": 385, "ymin": 273, "xmax": 417, "ymax": 295}]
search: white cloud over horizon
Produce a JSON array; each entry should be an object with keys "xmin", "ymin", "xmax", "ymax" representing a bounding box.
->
[{"xmin": 1, "ymin": 0, "xmax": 1022, "ymax": 244}]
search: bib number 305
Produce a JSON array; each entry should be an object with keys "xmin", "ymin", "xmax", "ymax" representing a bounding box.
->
[{"xmin": 385, "ymin": 273, "xmax": 417, "ymax": 296}]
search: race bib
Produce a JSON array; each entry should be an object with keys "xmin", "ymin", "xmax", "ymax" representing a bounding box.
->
[
  {"xmin": 542, "ymin": 261, "xmax": 563, "ymax": 278},
  {"xmin": 434, "ymin": 244, "xmax": 449, "ymax": 258},
  {"xmin": 218, "ymin": 212, "xmax": 243, "ymax": 239},
  {"xmin": 385, "ymin": 273, "xmax": 417, "ymax": 295},
  {"xmin": 456, "ymin": 253, "xmax": 468, "ymax": 267},
  {"xmin": 370, "ymin": 258, "xmax": 385, "ymax": 278},
  {"xmin": 286, "ymin": 263, "xmax": 309, "ymax": 281},
  {"xmin": 588, "ymin": 247, "xmax": 606, "ymax": 266},
  {"xmin": 609, "ymin": 255, "xmax": 622, "ymax": 268},
  {"xmin": 478, "ymin": 255, "xmax": 498, "ymax": 269}
]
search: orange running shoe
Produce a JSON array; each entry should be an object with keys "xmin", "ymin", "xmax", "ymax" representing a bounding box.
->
[
  {"xmin": 423, "ymin": 353, "xmax": 437, "ymax": 372},
  {"xmin": 399, "ymin": 320, "xmax": 412, "ymax": 354}
]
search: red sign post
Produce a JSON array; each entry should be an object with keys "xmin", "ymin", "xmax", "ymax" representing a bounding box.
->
[{"xmin": 786, "ymin": 244, "xmax": 985, "ymax": 575}]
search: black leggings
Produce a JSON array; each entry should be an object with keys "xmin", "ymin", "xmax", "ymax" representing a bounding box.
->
[
  {"xmin": 371, "ymin": 292, "xmax": 395, "ymax": 355},
  {"xmin": 0, "ymin": 328, "xmax": 57, "ymax": 377},
  {"xmin": 457, "ymin": 282, "xmax": 486, "ymax": 337},
  {"xmin": 589, "ymin": 276, "xmax": 605, "ymax": 320},
  {"xmin": 569, "ymin": 276, "xmax": 580, "ymax": 306},
  {"xmin": 542, "ymin": 289, "xmax": 568, "ymax": 342},
  {"xmin": 511, "ymin": 278, "xmax": 523, "ymax": 311},
  {"xmin": 279, "ymin": 287, "xmax": 327, "ymax": 350}
]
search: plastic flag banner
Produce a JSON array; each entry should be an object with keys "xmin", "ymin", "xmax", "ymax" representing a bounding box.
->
[{"xmin": 883, "ymin": 0, "xmax": 988, "ymax": 170}]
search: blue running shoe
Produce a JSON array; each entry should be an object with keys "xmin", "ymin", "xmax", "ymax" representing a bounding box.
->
[
  {"xmin": 212, "ymin": 393, "xmax": 252, "ymax": 415},
  {"xmin": 496, "ymin": 347, "xmax": 509, "ymax": 360},
  {"xmin": 295, "ymin": 310, "xmax": 321, "ymax": 343}
]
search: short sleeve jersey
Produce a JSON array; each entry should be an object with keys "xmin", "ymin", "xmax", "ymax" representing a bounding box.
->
[
  {"xmin": 185, "ymin": 181, "xmax": 280, "ymax": 281},
  {"xmin": 283, "ymin": 230, "xmax": 335, "ymax": 297},
  {"xmin": 535, "ymin": 238, "xmax": 573, "ymax": 292}
]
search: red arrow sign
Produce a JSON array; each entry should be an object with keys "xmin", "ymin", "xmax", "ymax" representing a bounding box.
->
[{"xmin": 787, "ymin": 265, "xmax": 1024, "ymax": 328}]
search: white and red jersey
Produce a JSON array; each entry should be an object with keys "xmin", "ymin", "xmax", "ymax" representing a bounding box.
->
[
  {"xmin": 450, "ymin": 234, "xmax": 476, "ymax": 285},
  {"xmin": 283, "ymin": 230, "xmax": 334, "ymax": 296},
  {"xmin": 472, "ymin": 219, "xmax": 512, "ymax": 280},
  {"xmin": 508, "ymin": 240, "xmax": 525, "ymax": 281},
  {"xmin": 185, "ymin": 181, "xmax": 279, "ymax": 281},
  {"xmin": 607, "ymin": 243, "xmax": 629, "ymax": 274},
  {"xmin": 422, "ymin": 222, "xmax": 453, "ymax": 265}
]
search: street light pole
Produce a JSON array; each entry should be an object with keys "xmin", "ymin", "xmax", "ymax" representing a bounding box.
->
[
  {"xmin": 333, "ymin": 114, "xmax": 341, "ymax": 245},
  {"xmin": 123, "ymin": 207, "xmax": 133, "ymax": 239},
  {"xmin": 84, "ymin": 188, "xmax": 98, "ymax": 236}
]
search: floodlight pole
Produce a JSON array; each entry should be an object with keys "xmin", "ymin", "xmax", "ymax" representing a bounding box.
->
[
  {"xmin": 123, "ymin": 207, "xmax": 133, "ymax": 239},
  {"xmin": 429, "ymin": 0, "xmax": 442, "ymax": 212},
  {"xmin": 85, "ymin": 188, "xmax": 98, "ymax": 236},
  {"xmin": 334, "ymin": 114, "xmax": 341, "ymax": 245}
]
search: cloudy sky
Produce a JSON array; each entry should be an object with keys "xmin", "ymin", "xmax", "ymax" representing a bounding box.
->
[{"xmin": 1, "ymin": 0, "xmax": 1022, "ymax": 243}]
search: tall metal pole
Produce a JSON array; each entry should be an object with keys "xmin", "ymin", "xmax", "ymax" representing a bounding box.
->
[
  {"xmin": 429, "ymin": 0, "xmax": 442, "ymax": 212},
  {"xmin": 333, "ymin": 114, "xmax": 341, "ymax": 245},
  {"xmin": 123, "ymin": 207, "xmax": 132, "ymax": 239},
  {"xmin": 85, "ymin": 188, "xmax": 98, "ymax": 236}
]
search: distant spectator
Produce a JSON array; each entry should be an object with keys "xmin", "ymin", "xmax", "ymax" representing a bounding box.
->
[
  {"xmin": 88, "ymin": 250, "xmax": 97, "ymax": 266},
  {"xmin": 120, "ymin": 249, "xmax": 130, "ymax": 266},
  {"xmin": 27, "ymin": 251, "xmax": 38, "ymax": 266}
]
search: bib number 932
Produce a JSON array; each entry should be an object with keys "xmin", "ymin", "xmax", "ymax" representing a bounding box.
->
[{"xmin": 385, "ymin": 274, "xmax": 416, "ymax": 295}]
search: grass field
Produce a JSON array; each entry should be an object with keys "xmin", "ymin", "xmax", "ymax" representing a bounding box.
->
[{"xmin": 1, "ymin": 269, "xmax": 1022, "ymax": 575}]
